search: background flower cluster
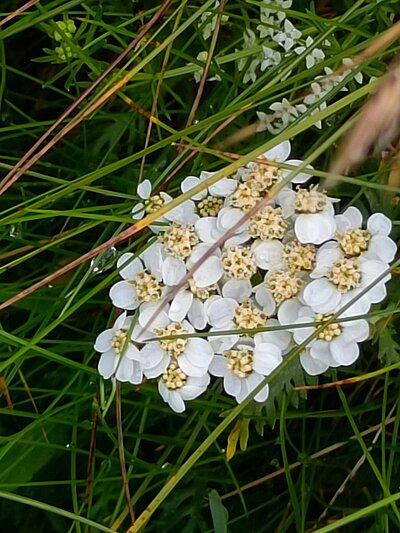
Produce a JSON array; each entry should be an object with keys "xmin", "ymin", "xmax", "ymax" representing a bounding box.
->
[{"xmin": 94, "ymin": 140, "xmax": 396, "ymax": 413}]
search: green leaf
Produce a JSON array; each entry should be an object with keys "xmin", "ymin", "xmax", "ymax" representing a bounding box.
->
[{"xmin": 208, "ymin": 490, "xmax": 228, "ymax": 533}]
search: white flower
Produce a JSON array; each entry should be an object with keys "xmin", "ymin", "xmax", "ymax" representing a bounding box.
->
[
  {"xmin": 342, "ymin": 58, "xmax": 363, "ymax": 84},
  {"xmin": 158, "ymin": 360, "xmax": 210, "ymax": 413},
  {"xmin": 192, "ymin": 51, "xmax": 222, "ymax": 83},
  {"xmin": 294, "ymin": 36, "xmax": 325, "ymax": 69},
  {"xmin": 209, "ymin": 337, "xmax": 282, "ymax": 403},
  {"xmin": 199, "ymin": 1, "xmax": 229, "ymax": 41},
  {"xmin": 181, "ymin": 170, "xmax": 237, "ymax": 202},
  {"xmin": 109, "ymin": 244, "xmax": 166, "ymax": 310},
  {"xmin": 136, "ymin": 305, "xmax": 214, "ymax": 379},
  {"xmin": 303, "ymin": 257, "xmax": 391, "ymax": 315},
  {"xmin": 283, "ymin": 304, "xmax": 369, "ymax": 375},
  {"xmin": 273, "ymin": 19, "xmax": 302, "ymax": 52},
  {"xmin": 260, "ymin": 46, "xmax": 282, "ymax": 71},
  {"xmin": 277, "ymin": 187, "xmax": 338, "ymax": 244},
  {"xmin": 238, "ymin": 30, "xmax": 263, "ymax": 83},
  {"xmin": 94, "ymin": 313, "xmax": 142, "ymax": 383},
  {"xmin": 132, "ymin": 179, "xmax": 198, "ymax": 226},
  {"xmin": 195, "ymin": 206, "xmax": 250, "ymax": 246},
  {"xmin": 303, "ymin": 82, "xmax": 327, "ymax": 129}
]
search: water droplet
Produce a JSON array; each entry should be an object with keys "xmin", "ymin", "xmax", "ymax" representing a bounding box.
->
[{"xmin": 90, "ymin": 247, "xmax": 117, "ymax": 275}]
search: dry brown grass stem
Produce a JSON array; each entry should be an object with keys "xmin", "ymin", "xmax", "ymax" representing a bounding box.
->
[
  {"xmin": 0, "ymin": 0, "xmax": 172, "ymax": 196},
  {"xmin": 0, "ymin": 0, "xmax": 40, "ymax": 27}
]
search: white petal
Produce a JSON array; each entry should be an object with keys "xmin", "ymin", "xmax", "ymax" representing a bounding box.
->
[
  {"xmin": 181, "ymin": 175, "xmax": 206, "ymax": 201},
  {"xmin": 224, "ymin": 373, "xmax": 242, "ymax": 397},
  {"xmin": 179, "ymin": 356, "xmax": 209, "ymax": 378},
  {"xmin": 223, "ymin": 279, "xmax": 252, "ymax": 301},
  {"xmin": 217, "ymin": 207, "xmax": 247, "ymax": 233},
  {"xmin": 169, "ymin": 290, "xmax": 193, "ymax": 322},
  {"xmin": 162, "ymin": 256, "xmax": 186, "ymax": 286},
  {"xmin": 295, "ymin": 213, "xmax": 336, "ymax": 245},
  {"xmin": 253, "ymin": 383, "xmax": 269, "ymax": 403},
  {"xmin": 283, "ymin": 160, "xmax": 313, "ymax": 184},
  {"xmin": 254, "ymin": 285, "xmax": 276, "ymax": 315},
  {"xmin": 209, "ymin": 355, "xmax": 228, "ymax": 377},
  {"xmin": 253, "ymin": 343, "xmax": 282, "ymax": 374},
  {"xmin": 94, "ymin": 329, "xmax": 114, "ymax": 353},
  {"xmin": 115, "ymin": 357, "xmax": 134, "ymax": 382},
  {"xmin": 129, "ymin": 362, "xmax": 144, "ymax": 385},
  {"xmin": 117, "ymin": 253, "xmax": 143, "ymax": 280},
  {"xmin": 207, "ymin": 297, "xmax": 236, "ymax": 327},
  {"xmin": 192, "ymin": 256, "xmax": 223, "ymax": 287},
  {"xmin": 263, "ymin": 140, "xmax": 291, "ymax": 162},
  {"xmin": 361, "ymin": 259, "xmax": 391, "ymax": 286},
  {"xmin": 293, "ymin": 317, "xmax": 315, "ymax": 345},
  {"xmin": 132, "ymin": 202, "xmax": 145, "ymax": 220},
  {"xmin": 255, "ymin": 319, "xmax": 291, "ymax": 351},
  {"xmin": 341, "ymin": 206, "xmax": 363, "ymax": 229},
  {"xmin": 98, "ymin": 352, "xmax": 117, "ymax": 379},
  {"xmin": 300, "ymin": 349, "xmax": 329, "ymax": 376},
  {"xmin": 109, "ymin": 281, "xmax": 139, "ymax": 310},
  {"xmin": 208, "ymin": 177, "xmax": 238, "ymax": 197},
  {"xmin": 138, "ymin": 305, "xmax": 169, "ymax": 330},
  {"xmin": 277, "ymin": 298, "xmax": 302, "ymax": 326},
  {"xmin": 195, "ymin": 217, "xmax": 218, "ymax": 243},
  {"xmin": 367, "ymin": 213, "xmax": 392, "ymax": 236},
  {"xmin": 123, "ymin": 344, "xmax": 141, "ymax": 361},
  {"xmin": 140, "ymin": 242, "xmax": 165, "ymax": 281},
  {"xmin": 188, "ymin": 299, "xmax": 208, "ymax": 330},
  {"xmin": 303, "ymin": 279, "xmax": 341, "ymax": 314},
  {"xmin": 137, "ymin": 179, "xmax": 152, "ymax": 199},
  {"xmin": 342, "ymin": 320, "xmax": 370, "ymax": 343},
  {"xmin": 330, "ymin": 338, "xmax": 359, "ymax": 366},
  {"xmin": 208, "ymin": 329, "xmax": 239, "ymax": 353},
  {"xmin": 366, "ymin": 235, "xmax": 396, "ymax": 263},
  {"xmin": 180, "ymin": 375, "xmax": 210, "ymax": 400},
  {"xmin": 251, "ymin": 240, "xmax": 283, "ymax": 270},
  {"xmin": 311, "ymin": 242, "xmax": 341, "ymax": 279}
]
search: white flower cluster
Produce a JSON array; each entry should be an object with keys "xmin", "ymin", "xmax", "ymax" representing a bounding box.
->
[
  {"xmin": 236, "ymin": 1, "xmax": 365, "ymax": 132},
  {"xmin": 94, "ymin": 140, "xmax": 396, "ymax": 413}
]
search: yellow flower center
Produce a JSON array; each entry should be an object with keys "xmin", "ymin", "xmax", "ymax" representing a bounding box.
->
[
  {"xmin": 197, "ymin": 196, "xmax": 223, "ymax": 217},
  {"xmin": 337, "ymin": 228, "xmax": 370, "ymax": 257},
  {"xmin": 144, "ymin": 194, "xmax": 165, "ymax": 214},
  {"xmin": 154, "ymin": 323, "xmax": 188, "ymax": 357},
  {"xmin": 244, "ymin": 161, "xmax": 280, "ymax": 193},
  {"xmin": 188, "ymin": 278, "xmax": 216, "ymax": 300},
  {"xmin": 234, "ymin": 300, "xmax": 267, "ymax": 330},
  {"xmin": 282, "ymin": 241, "xmax": 316, "ymax": 271},
  {"xmin": 229, "ymin": 183, "xmax": 260, "ymax": 212},
  {"xmin": 266, "ymin": 270, "xmax": 304, "ymax": 304},
  {"xmin": 162, "ymin": 360, "xmax": 187, "ymax": 390},
  {"xmin": 248, "ymin": 206, "xmax": 288, "ymax": 240},
  {"xmin": 223, "ymin": 349, "xmax": 254, "ymax": 378},
  {"xmin": 131, "ymin": 272, "xmax": 161, "ymax": 302},
  {"xmin": 315, "ymin": 314, "xmax": 342, "ymax": 342},
  {"xmin": 221, "ymin": 246, "xmax": 257, "ymax": 280},
  {"xmin": 158, "ymin": 223, "xmax": 199, "ymax": 260},
  {"xmin": 294, "ymin": 189, "xmax": 327, "ymax": 214},
  {"xmin": 326, "ymin": 258, "xmax": 361, "ymax": 292},
  {"xmin": 111, "ymin": 329, "xmax": 128, "ymax": 356}
]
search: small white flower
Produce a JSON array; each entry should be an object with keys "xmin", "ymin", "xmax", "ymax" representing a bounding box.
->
[
  {"xmin": 285, "ymin": 305, "xmax": 369, "ymax": 375},
  {"xmin": 303, "ymin": 82, "xmax": 327, "ymax": 129},
  {"xmin": 181, "ymin": 170, "xmax": 237, "ymax": 202},
  {"xmin": 199, "ymin": 1, "xmax": 229, "ymax": 41},
  {"xmin": 136, "ymin": 305, "xmax": 214, "ymax": 379},
  {"xmin": 109, "ymin": 244, "xmax": 166, "ymax": 310},
  {"xmin": 294, "ymin": 36, "xmax": 325, "ymax": 69},
  {"xmin": 195, "ymin": 206, "xmax": 250, "ymax": 247},
  {"xmin": 158, "ymin": 360, "xmax": 210, "ymax": 413},
  {"xmin": 209, "ymin": 338, "xmax": 282, "ymax": 403},
  {"xmin": 192, "ymin": 51, "xmax": 222, "ymax": 83},
  {"xmin": 277, "ymin": 187, "xmax": 338, "ymax": 244},
  {"xmin": 342, "ymin": 58, "xmax": 363, "ymax": 84},
  {"xmin": 132, "ymin": 179, "xmax": 198, "ymax": 226},
  {"xmin": 94, "ymin": 313, "xmax": 142, "ymax": 383},
  {"xmin": 260, "ymin": 46, "xmax": 282, "ymax": 71},
  {"xmin": 273, "ymin": 19, "xmax": 302, "ymax": 52}
]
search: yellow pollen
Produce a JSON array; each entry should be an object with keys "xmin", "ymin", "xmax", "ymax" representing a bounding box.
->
[
  {"xmin": 221, "ymin": 246, "xmax": 257, "ymax": 280},
  {"xmin": 294, "ymin": 189, "xmax": 327, "ymax": 214},
  {"xmin": 154, "ymin": 323, "xmax": 188, "ymax": 357},
  {"xmin": 315, "ymin": 314, "xmax": 342, "ymax": 342},
  {"xmin": 223, "ymin": 349, "xmax": 254, "ymax": 378},
  {"xmin": 158, "ymin": 223, "xmax": 199, "ymax": 259},
  {"xmin": 111, "ymin": 329, "xmax": 128, "ymax": 356},
  {"xmin": 326, "ymin": 258, "xmax": 361, "ymax": 292},
  {"xmin": 162, "ymin": 360, "xmax": 187, "ymax": 390},
  {"xmin": 234, "ymin": 300, "xmax": 267, "ymax": 330},
  {"xmin": 188, "ymin": 278, "xmax": 216, "ymax": 300},
  {"xmin": 229, "ymin": 183, "xmax": 260, "ymax": 212},
  {"xmin": 283, "ymin": 241, "xmax": 316, "ymax": 271},
  {"xmin": 248, "ymin": 206, "xmax": 288, "ymax": 240},
  {"xmin": 266, "ymin": 270, "xmax": 304, "ymax": 304},
  {"xmin": 244, "ymin": 161, "xmax": 280, "ymax": 193},
  {"xmin": 144, "ymin": 194, "xmax": 165, "ymax": 214},
  {"xmin": 337, "ymin": 228, "xmax": 370, "ymax": 257},
  {"xmin": 131, "ymin": 272, "xmax": 161, "ymax": 302},
  {"xmin": 197, "ymin": 196, "xmax": 223, "ymax": 217}
]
